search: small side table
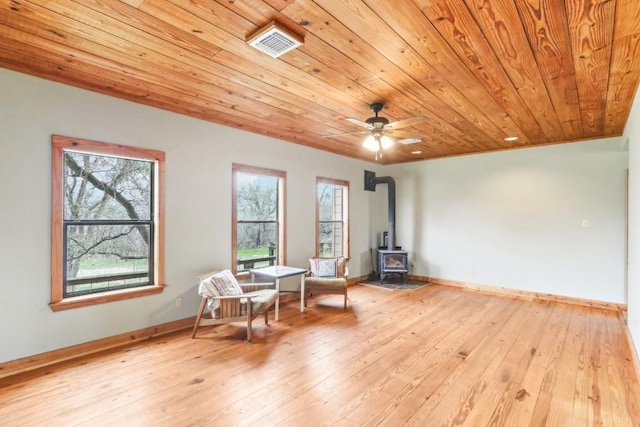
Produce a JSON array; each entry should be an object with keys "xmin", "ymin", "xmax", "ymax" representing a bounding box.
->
[{"xmin": 249, "ymin": 265, "xmax": 307, "ymax": 321}]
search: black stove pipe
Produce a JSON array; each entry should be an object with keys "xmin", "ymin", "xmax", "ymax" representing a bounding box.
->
[{"xmin": 364, "ymin": 170, "xmax": 396, "ymax": 251}]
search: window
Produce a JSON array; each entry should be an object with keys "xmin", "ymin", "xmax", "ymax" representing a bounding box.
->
[
  {"xmin": 51, "ymin": 136, "xmax": 165, "ymax": 311},
  {"xmin": 233, "ymin": 164, "xmax": 285, "ymax": 274},
  {"xmin": 317, "ymin": 177, "xmax": 349, "ymax": 258}
]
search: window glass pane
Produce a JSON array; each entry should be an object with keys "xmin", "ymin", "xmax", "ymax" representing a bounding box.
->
[
  {"xmin": 319, "ymin": 222, "xmax": 343, "ymax": 257},
  {"xmin": 236, "ymin": 222, "xmax": 277, "ymax": 272},
  {"xmin": 64, "ymin": 151, "xmax": 152, "ymax": 221},
  {"xmin": 318, "ymin": 183, "xmax": 343, "ymax": 221},
  {"xmin": 317, "ymin": 179, "xmax": 348, "ymax": 259},
  {"xmin": 237, "ymin": 173, "xmax": 278, "ymax": 221},
  {"xmin": 65, "ymin": 224, "xmax": 151, "ymax": 296}
]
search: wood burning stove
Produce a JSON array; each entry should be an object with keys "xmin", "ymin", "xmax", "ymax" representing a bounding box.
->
[
  {"xmin": 365, "ymin": 170, "xmax": 409, "ymax": 284},
  {"xmin": 377, "ymin": 249, "xmax": 408, "ymax": 284}
]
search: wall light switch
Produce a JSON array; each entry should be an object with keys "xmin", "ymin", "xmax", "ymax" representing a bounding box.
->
[{"xmin": 582, "ymin": 220, "xmax": 589, "ymax": 228}]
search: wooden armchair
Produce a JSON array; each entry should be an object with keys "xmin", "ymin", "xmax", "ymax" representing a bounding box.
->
[
  {"xmin": 192, "ymin": 269, "xmax": 279, "ymax": 343},
  {"xmin": 304, "ymin": 257, "xmax": 349, "ymax": 309}
]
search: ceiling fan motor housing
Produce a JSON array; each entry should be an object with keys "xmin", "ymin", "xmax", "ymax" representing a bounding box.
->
[{"xmin": 366, "ymin": 116, "xmax": 389, "ymax": 128}]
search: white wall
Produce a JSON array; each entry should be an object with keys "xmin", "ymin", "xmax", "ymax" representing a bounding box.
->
[
  {"xmin": 382, "ymin": 138, "xmax": 628, "ymax": 303},
  {"xmin": 626, "ymin": 86, "xmax": 640, "ymax": 358},
  {"xmin": 0, "ymin": 69, "xmax": 376, "ymax": 363}
]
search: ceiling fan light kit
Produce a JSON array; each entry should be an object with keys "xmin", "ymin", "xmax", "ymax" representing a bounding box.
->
[
  {"xmin": 363, "ymin": 135, "xmax": 379, "ymax": 151},
  {"xmin": 335, "ymin": 103, "xmax": 427, "ymax": 160},
  {"xmin": 363, "ymin": 134, "xmax": 394, "ymax": 151}
]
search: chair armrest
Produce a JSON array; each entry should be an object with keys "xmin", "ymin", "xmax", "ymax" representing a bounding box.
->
[
  {"xmin": 240, "ymin": 282, "xmax": 275, "ymax": 292},
  {"xmin": 239, "ymin": 282, "xmax": 274, "ymax": 288},
  {"xmin": 208, "ymin": 294, "xmax": 251, "ymax": 300}
]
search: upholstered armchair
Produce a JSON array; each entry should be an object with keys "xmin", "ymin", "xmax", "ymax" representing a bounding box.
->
[
  {"xmin": 192, "ymin": 269, "xmax": 279, "ymax": 343},
  {"xmin": 304, "ymin": 257, "xmax": 348, "ymax": 309}
]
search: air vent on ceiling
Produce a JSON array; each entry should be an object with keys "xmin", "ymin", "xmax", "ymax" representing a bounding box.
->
[{"xmin": 247, "ymin": 21, "xmax": 303, "ymax": 58}]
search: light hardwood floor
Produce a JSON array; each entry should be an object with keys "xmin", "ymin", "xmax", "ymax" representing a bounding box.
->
[{"xmin": 1, "ymin": 283, "xmax": 639, "ymax": 426}]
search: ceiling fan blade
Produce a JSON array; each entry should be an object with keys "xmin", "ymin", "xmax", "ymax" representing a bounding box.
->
[
  {"xmin": 397, "ymin": 138, "xmax": 422, "ymax": 145},
  {"xmin": 323, "ymin": 130, "xmax": 369, "ymax": 138},
  {"xmin": 385, "ymin": 116, "xmax": 427, "ymax": 130},
  {"xmin": 384, "ymin": 129, "xmax": 426, "ymax": 139},
  {"xmin": 346, "ymin": 117, "xmax": 373, "ymax": 129}
]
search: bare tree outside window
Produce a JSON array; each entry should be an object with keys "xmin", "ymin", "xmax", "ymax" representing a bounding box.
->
[{"xmin": 63, "ymin": 151, "xmax": 154, "ymax": 297}]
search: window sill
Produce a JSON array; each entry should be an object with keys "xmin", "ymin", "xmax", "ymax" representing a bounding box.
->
[{"xmin": 50, "ymin": 284, "xmax": 167, "ymax": 312}]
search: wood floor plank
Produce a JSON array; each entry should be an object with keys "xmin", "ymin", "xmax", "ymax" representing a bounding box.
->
[
  {"xmin": 610, "ymin": 313, "xmax": 640, "ymax": 422},
  {"xmin": 0, "ymin": 284, "xmax": 638, "ymax": 426},
  {"xmin": 317, "ymin": 292, "xmax": 518, "ymax": 426},
  {"xmin": 176, "ymin": 286, "xmax": 478, "ymax": 425},
  {"xmin": 283, "ymin": 296, "xmax": 502, "ymax": 425},
  {"xmin": 597, "ymin": 310, "xmax": 636, "ymax": 426},
  {"xmin": 537, "ymin": 307, "xmax": 588, "ymax": 426},
  {"xmin": 463, "ymin": 301, "xmax": 555, "ymax": 425},
  {"xmin": 67, "ymin": 287, "xmax": 445, "ymax": 425},
  {"xmin": 400, "ymin": 298, "xmax": 532, "ymax": 424},
  {"xmin": 501, "ymin": 302, "xmax": 573, "ymax": 425}
]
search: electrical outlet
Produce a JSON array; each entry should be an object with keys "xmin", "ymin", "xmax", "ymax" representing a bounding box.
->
[{"xmin": 175, "ymin": 297, "xmax": 182, "ymax": 308}]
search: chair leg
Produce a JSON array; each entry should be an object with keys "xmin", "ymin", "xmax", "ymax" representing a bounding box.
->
[
  {"xmin": 247, "ymin": 301, "xmax": 253, "ymax": 343},
  {"xmin": 305, "ymin": 291, "xmax": 313, "ymax": 307},
  {"xmin": 344, "ymin": 291, "xmax": 347, "ymax": 309},
  {"xmin": 264, "ymin": 308, "xmax": 269, "ymax": 325},
  {"xmin": 192, "ymin": 298, "xmax": 208, "ymax": 338}
]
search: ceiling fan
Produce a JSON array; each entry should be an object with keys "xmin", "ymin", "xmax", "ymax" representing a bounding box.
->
[{"xmin": 326, "ymin": 103, "xmax": 427, "ymax": 159}]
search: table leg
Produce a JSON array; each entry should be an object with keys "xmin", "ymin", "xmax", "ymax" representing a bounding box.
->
[
  {"xmin": 300, "ymin": 274, "xmax": 305, "ymax": 312},
  {"xmin": 275, "ymin": 278, "xmax": 280, "ymax": 321}
]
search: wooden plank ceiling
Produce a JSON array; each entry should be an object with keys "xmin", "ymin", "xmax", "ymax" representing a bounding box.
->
[{"xmin": 1, "ymin": 0, "xmax": 639, "ymax": 164}]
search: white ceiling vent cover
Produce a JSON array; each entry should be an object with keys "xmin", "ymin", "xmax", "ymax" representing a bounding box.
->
[{"xmin": 247, "ymin": 21, "xmax": 303, "ymax": 58}]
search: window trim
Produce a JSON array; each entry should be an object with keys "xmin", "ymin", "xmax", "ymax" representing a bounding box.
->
[
  {"xmin": 232, "ymin": 163, "xmax": 286, "ymax": 276},
  {"xmin": 51, "ymin": 135, "xmax": 166, "ymax": 311},
  {"xmin": 316, "ymin": 177, "xmax": 350, "ymax": 258}
]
